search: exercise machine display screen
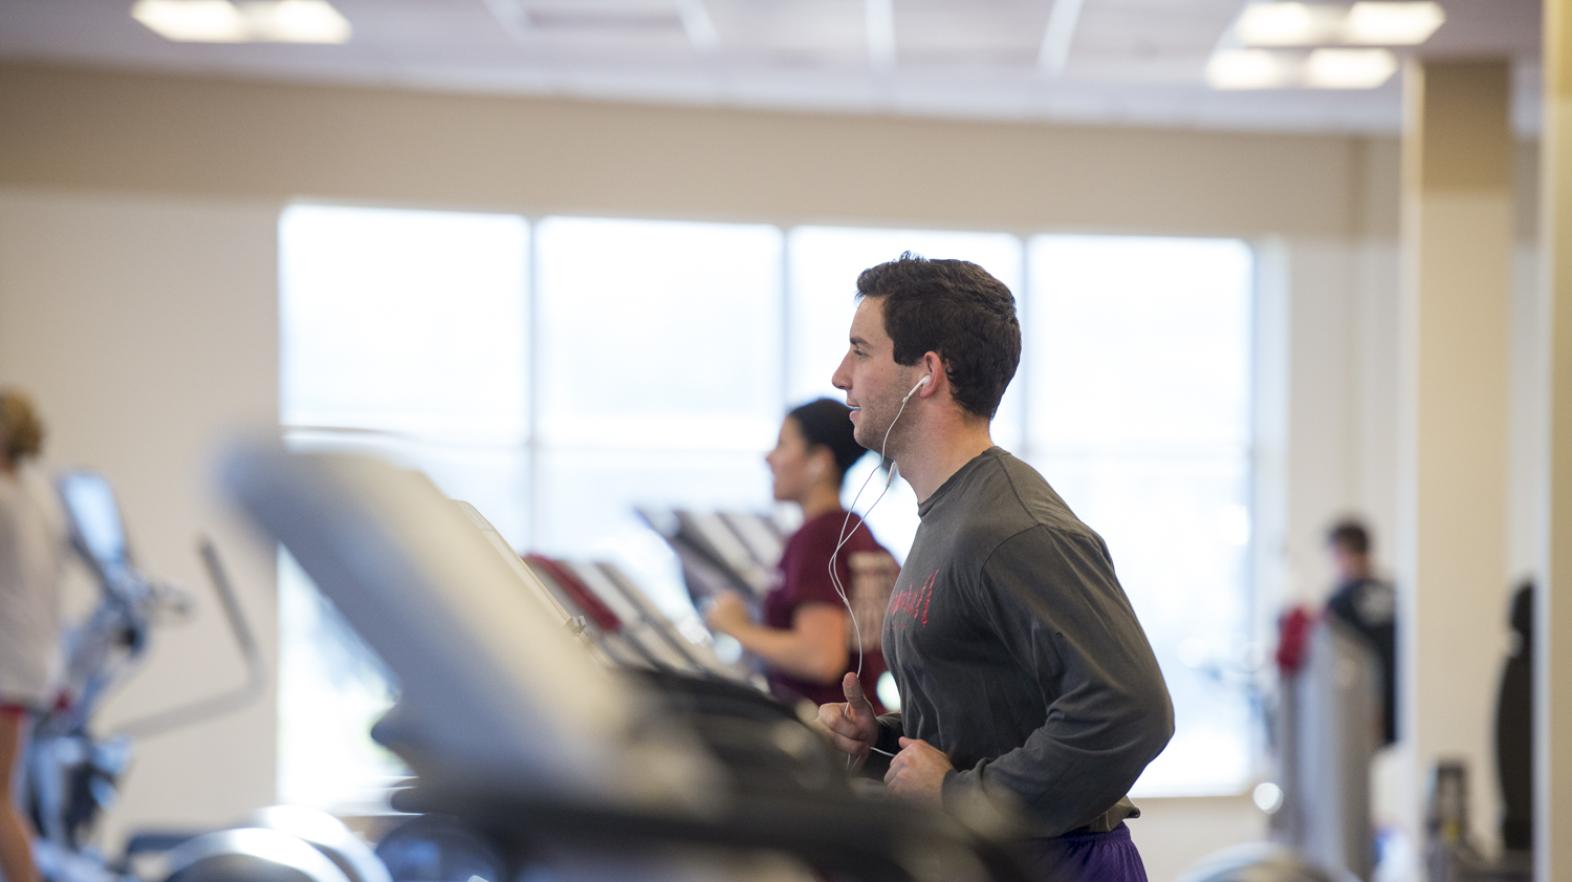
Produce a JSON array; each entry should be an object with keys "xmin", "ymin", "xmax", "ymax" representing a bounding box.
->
[{"xmin": 57, "ymin": 471, "xmax": 130, "ymax": 571}]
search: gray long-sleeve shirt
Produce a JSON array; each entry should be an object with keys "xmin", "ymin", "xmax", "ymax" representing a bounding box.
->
[{"xmin": 877, "ymin": 447, "xmax": 1173, "ymax": 838}]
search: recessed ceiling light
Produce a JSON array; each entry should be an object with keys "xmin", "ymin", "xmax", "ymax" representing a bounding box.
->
[
  {"xmin": 131, "ymin": 0, "xmax": 248, "ymax": 43},
  {"xmin": 1343, "ymin": 2, "xmax": 1445, "ymax": 45},
  {"xmin": 1232, "ymin": 1, "xmax": 1444, "ymax": 49},
  {"xmin": 1207, "ymin": 49, "xmax": 1297, "ymax": 89},
  {"xmin": 243, "ymin": 0, "xmax": 352, "ymax": 44},
  {"xmin": 131, "ymin": 0, "xmax": 351, "ymax": 44},
  {"xmin": 1234, "ymin": 2, "xmax": 1344, "ymax": 47},
  {"xmin": 1304, "ymin": 48, "xmax": 1398, "ymax": 88}
]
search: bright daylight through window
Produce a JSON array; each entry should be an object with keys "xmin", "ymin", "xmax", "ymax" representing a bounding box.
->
[{"xmin": 277, "ymin": 204, "xmax": 1257, "ymax": 807}]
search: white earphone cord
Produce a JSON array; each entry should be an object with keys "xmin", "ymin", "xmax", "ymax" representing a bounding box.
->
[
  {"xmin": 830, "ymin": 381, "xmax": 923, "ymax": 768},
  {"xmin": 828, "ymin": 378, "xmax": 922, "ymax": 686}
]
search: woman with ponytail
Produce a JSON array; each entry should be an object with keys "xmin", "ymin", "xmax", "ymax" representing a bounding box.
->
[{"xmin": 704, "ymin": 398, "xmax": 891, "ymax": 713}]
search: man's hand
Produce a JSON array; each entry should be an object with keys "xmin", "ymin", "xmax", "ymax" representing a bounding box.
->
[
  {"xmin": 703, "ymin": 590, "xmax": 751, "ymax": 636},
  {"xmin": 814, "ymin": 673, "xmax": 878, "ymax": 768},
  {"xmin": 884, "ymin": 737, "xmax": 952, "ymax": 807}
]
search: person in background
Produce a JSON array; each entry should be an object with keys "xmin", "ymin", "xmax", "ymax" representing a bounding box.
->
[
  {"xmin": 1326, "ymin": 518, "xmax": 1398, "ymax": 746},
  {"xmin": 705, "ymin": 398, "xmax": 890, "ymax": 713},
  {"xmin": 0, "ymin": 388, "xmax": 63, "ymax": 882}
]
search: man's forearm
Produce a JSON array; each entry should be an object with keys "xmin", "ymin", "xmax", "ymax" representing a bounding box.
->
[{"xmin": 941, "ymin": 703, "xmax": 1173, "ymax": 835}]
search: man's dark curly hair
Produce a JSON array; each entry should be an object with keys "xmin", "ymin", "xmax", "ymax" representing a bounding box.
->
[
  {"xmin": 855, "ymin": 252, "xmax": 1021, "ymax": 420},
  {"xmin": 1327, "ymin": 519, "xmax": 1372, "ymax": 555}
]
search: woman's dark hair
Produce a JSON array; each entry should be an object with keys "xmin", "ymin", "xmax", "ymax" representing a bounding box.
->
[
  {"xmin": 787, "ymin": 398, "xmax": 866, "ymax": 485},
  {"xmin": 855, "ymin": 252, "xmax": 1021, "ymax": 420}
]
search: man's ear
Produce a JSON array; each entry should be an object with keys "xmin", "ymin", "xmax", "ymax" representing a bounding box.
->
[{"xmin": 920, "ymin": 352, "xmax": 945, "ymax": 395}]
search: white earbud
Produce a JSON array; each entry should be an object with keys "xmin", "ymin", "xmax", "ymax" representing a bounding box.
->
[{"xmin": 902, "ymin": 375, "xmax": 931, "ymax": 404}]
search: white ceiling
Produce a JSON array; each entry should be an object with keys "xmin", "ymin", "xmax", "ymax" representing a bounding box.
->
[{"xmin": 0, "ymin": 0, "xmax": 1545, "ymax": 134}]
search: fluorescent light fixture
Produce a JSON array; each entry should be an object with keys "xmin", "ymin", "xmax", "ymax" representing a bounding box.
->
[
  {"xmin": 132, "ymin": 0, "xmax": 248, "ymax": 42},
  {"xmin": 1344, "ymin": 1, "xmax": 1445, "ymax": 45},
  {"xmin": 132, "ymin": 0, "xmax": 351, "ymax": 43},
  {"xmin": 1207, "ymin": 49, "xmax": 1297, "ymax": 90},
  {"xmin": 1234, "ymin": 2, "xmax": 1343, "ymax": 47},
  {"xmin": 1305, "ymin": 47, "xmax": 1397, "ymax": 87},
  {"xmin": 1232, "ymin": 1, "xmax": 1445, "ymax": 49},
  {"xmin": 244, "ymin": 0, "xmax": 352, "ymax": 43}
]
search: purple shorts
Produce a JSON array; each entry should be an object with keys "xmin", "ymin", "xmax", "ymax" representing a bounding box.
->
[{"xmin": 1019, "ymin": 823, "xmax": 1148, "ymax": 882}]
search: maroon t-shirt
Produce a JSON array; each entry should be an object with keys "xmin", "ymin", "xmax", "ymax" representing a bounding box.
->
[{"xmin": 762, "ymin": 509, "xmax": 889, "ymax": 713}]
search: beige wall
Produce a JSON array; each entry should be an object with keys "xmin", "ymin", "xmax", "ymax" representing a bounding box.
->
[
  {"xmin": 1398, "ymin": 59, "xmax": 1517, "ymax": 860},
  {"xmin": 0, "ymin": 61, "xmax": 1539, "ymax": 879},
  {"xmin": 0, "ymin": 64, "xmax": 1367, "ymax": 237}
]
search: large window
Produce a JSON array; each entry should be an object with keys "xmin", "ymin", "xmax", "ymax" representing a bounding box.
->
[
  {"xmin": 278, "ymin": 205, "xmax": 531, "ymax": 808},
  {"xmin": 278, "ymin": 205, "xmax": 1256, "ymax": 807},
  {"xmin": 530, "ymin": 217, "xmax": 784, "ymax": 611},
  {"xmin": 1025, "ymin": 236, "xmax": 1255, "ymax": 795}
]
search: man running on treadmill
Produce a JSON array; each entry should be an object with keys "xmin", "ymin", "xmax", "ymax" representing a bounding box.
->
[{"xmin": 814, "ymin": 254, "xmax": 1174, "ymax": 882}]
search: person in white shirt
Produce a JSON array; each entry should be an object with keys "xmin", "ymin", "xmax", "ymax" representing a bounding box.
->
[{"xmin": 0, "ymin": 389, "xmax": 62, "ymax": 882}]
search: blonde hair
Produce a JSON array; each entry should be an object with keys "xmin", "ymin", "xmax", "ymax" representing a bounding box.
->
[{"xmin": 0, "ymin": 388, "xmax": 45, "ymax": 464}]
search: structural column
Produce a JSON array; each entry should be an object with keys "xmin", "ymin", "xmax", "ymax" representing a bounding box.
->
[
  {"xmin": 1399, "ymin": 59, "xmax": 1514, "ymax": 850},
  {"xmin": 1540, "ymin": 3, "xmax": 1572, "ymax": 880}
]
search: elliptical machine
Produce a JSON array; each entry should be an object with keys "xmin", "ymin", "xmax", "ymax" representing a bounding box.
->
[
  {"xmin": 26, "ymin": 471, "xmax": 267, "ymax": 882},
  {"xmin": 27, "ymin": 470, "xmax": 396, "ymax": 882}
]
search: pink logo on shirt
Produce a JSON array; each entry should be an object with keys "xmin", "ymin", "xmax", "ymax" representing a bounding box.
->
[{"xmin": 888, "ymin": 568, "xmax": 938, "ymax": 628}]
